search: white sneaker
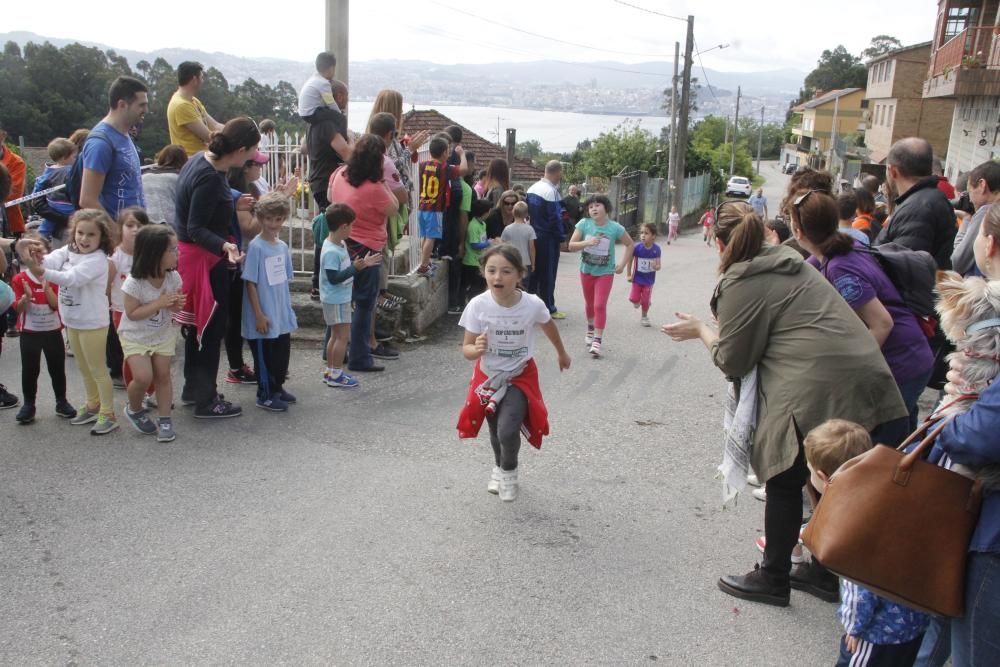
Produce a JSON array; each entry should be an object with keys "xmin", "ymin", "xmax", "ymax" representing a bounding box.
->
[
  {"xmin": 747, "ymin": 473, "xmax": 761, "ymax": 487},
  {"xmin": 589, "ymin": 339, "xmax": 602, "ymax": 357},
  {"xmin": 640, "ymin": 316, "xmax": 651, "ymax": 327},
  {"xmin": 585, "ymin": 329, "xmax": 594, "ymax": 348},
  {"xmin": 487, "ymin": 466, "xmax": 501, "ymax": 495},
  {"xmin": 499, "ymin": 467, "xmax": 518, "ymax": 502},
  {"xmin": 752, "ymin": 486, "xmax": 767, "ymax": 502}
]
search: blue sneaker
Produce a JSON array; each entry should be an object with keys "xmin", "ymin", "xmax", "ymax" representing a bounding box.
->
[
  {"xmin": 256, "ymin": 396, "xmax": 289, "ymax": 412},
  {"xmin": 325, "ymin": 372, "xmax": 359, "ymax": 389},
  {"xmin": 277, "ymin": 389, "xmax": 297, "ymax": 403}
]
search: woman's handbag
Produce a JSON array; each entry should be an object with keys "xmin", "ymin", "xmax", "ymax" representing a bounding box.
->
[{"xmin": 801, "ymin": 419, "xmax": 983, "ymax": 617}]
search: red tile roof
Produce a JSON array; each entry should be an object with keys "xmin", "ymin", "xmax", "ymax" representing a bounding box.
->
[{"xmin": 401, "ymin": 109, "xmax": 543, "ymax": 184}]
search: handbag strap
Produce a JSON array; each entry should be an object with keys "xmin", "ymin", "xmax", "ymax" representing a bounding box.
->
[{"xmin": 897, "ymin": 419, "xmax": 952, "ymax": 474}]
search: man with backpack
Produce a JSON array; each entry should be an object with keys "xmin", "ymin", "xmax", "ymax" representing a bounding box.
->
[
  {"xmin": 875, "ymin": 137, "xmax": 956, "ymax": 269},
  {"xmin": 75, "ymin": 76, "xmax": 148, "ymax": 217}
]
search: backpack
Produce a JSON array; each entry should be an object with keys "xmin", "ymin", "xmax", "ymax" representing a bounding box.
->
[
  {"xmin": 859, "ymin": 242, "xmax": 938, "ymax": 335},
  {"xmin": 65, "ymin": 129, "xmax": 114, "ymax": 209}
]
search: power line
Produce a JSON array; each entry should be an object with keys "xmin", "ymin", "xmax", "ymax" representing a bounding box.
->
[
  {"xmin": 612, "ymin": 0, "xmax": 688, "ymax": 21},
  {"xmin": 693, "ymin": 37, "xmax": 720, "ymax": 104},
  {"xmin": 428, "ymin": 0, "xmax": 677, "ymax": 59}
]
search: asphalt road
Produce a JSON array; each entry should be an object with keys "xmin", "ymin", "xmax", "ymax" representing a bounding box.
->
[{"xmin": 1, "ymin": 174, "xmax": 842, "ymax": 666}]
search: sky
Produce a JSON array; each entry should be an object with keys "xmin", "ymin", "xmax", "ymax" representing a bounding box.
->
[{"xmin": 6, "ymin": 0, "xmax": 940, "ymax": 72}]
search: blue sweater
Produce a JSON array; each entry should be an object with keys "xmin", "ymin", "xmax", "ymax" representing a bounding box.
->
[
  {"xmin": 839, "ymin": 580, "xmax": 929, "ymax": 645},
  {"xmin": 526, "ymin": 178, "xmax": 565, "ymax": 240},
  {"xmin": 933, "ymin": 377, "xmax": 1000, "ymax": 553}
]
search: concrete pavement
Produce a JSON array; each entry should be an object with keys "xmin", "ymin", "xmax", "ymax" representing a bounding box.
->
[{"xmin": 0, "ymin": 223, "xmax": 842, "ymax": 665}]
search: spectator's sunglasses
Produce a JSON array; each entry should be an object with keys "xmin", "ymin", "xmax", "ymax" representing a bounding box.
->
[{"xmin": 714, "ymin": 199, "xmax": 752, "ymax": 222}]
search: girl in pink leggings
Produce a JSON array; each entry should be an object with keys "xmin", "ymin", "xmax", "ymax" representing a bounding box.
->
[
  {"xmin": 626, "ymin": 223, "xmax": 662, "ymax": 327},
  {"xmin": 567, "ymin": 195, "xmax": 635, "ymax": 357}
]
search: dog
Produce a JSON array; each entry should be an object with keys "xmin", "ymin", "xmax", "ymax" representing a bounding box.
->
[{"xmin": 934, "ymin": 271, "xmax": 1000, "ymax": 490}]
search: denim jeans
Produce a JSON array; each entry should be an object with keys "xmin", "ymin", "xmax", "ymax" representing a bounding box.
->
[
  {"xmin": 348, "ymin": 263, "xmax": 381, "ymax": 370},
  {"xmin": 951, "ymin": 552, "xmax": 1000, "ymax": 666},
  {"xmin": 871, "ymin": 369, "xmax": 933, "ymax": 448},
  {"xmin": 914, "ymin": 616, "xmax": 950, "ymax": 667}
]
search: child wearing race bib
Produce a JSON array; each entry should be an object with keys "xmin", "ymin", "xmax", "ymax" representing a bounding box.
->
[
  {"xmin": 457, "ymin": 244, "xmax": 571, "ymax": 502},
  {"xmin": 11, "ymin": 234, "xmax": 75, "ymax": 424},
  {"xmin": 120, "ymin": 225, "xmax": 184, "ymax": 442},
  {"xmin": 567, "ymin": 195, "xmax": 635, "ymax": 357},
  {"xmin": 241, "ymin": 192, "xmax": 298, "ymax": 412},
  {"xmin": 19, "ymin": 209, "xmax": 118, "ymax": 435},
  {"xmin": 626, "ymin": 223, "xmax": 662, "ymax": 327}
]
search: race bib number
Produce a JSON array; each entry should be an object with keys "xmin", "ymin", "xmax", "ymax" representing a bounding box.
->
[
  {"xmin": 637, "ymin": 257, "xmax": 656, "ymax": 273},
  {"xmin": 25, "ymin": 302, "xmax": 58, "ymax": 331},
  {"xmin": 582, "ymin": 235, "xmax": 611, "ymax": 267},
  {"xmin": 265, "ymin": 254, "xmax": 288, "ymax": 287},
  {"xmin": 482, "ymin": 316, "xmax": 529, "ymax": 360}
]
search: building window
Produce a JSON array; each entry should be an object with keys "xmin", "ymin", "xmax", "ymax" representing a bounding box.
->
[
  {"xmin": 944, "ymin": 6, "xmax": 978, "ymax": 41},
  {"xmin": 887, "ymin": 60, "xmax": 893, "ymax": 82},
  {"xmin": 888, "ymin": 105, "xmax": 894, "ymax": 126}
]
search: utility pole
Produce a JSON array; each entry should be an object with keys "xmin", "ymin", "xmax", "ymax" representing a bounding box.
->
[
  {"xmin": 666, "ymin": 41, "xmax": 680, "ymax": 215},
  {"xmin": 674, "ymin": 15, "xmax": 695, "ymax": 214},
  {"xmin": 723, "ymin": 115, "xmax": 729, "ymax": 145},
  {"xmin": 325, "ymin": 0, "xmax": 349, "ymax": 114},
  {"xmin": 756, "ymin": 106, "xmax": 765, "ymax": 176},
  {"xmin": 729, "ymin": 85, "xmax": 741, "ymax": 177},
  {"xmin": 829, "ymin": 94, "xmax": 840, "ymax": 175}
]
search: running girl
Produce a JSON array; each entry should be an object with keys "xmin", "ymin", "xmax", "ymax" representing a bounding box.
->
[
  {"xmin": 701, "ymin": 206, "xmax": 716, "ymax": 245},
  {"xmin": 20, "ymin": 209, "xmax": 118, "ymax": 435},
  {"xmin": 626, "ymin": 223, "xmax": 662, "ymax": 327},
  {"xmin": 457, "ymin": 244, "xmax": 571, "ymax": 502},
  {"xmin": 119, "ymin": 225, "xmax": 185, "ymax": 442},
  {"xmin": 567, "ymin": 195, "xmax": 634, "ymax": 357}
]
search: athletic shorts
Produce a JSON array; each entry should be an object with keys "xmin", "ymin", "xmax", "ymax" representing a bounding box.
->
[
  {"xmin": 322, "ymin": 302, "xmax": 352, "ymax": 326},
  {"xmin": 418, "ymin": 210, "xmax": 444, "ymax": 239}
]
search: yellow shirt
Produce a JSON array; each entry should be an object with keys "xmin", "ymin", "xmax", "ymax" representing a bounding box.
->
[{"xmin": 167, "ymin": 92, "xmax": 210, "ymax": 156}]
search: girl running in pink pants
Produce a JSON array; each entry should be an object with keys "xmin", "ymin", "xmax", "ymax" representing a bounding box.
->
[
  {"xmin": 626, "ymin": 223, "xmax": 662, "ymax": 327},
  {"xmin": 567, "ymin": 195, "xmax": 634, "ymax": 357}
]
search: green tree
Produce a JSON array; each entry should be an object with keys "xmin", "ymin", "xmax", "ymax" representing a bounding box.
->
[
  {"xmin": 862, "ymin": 35, "xmax": 903, "ymax": 61},
  {"xmin": 798, "ymin": 45, "xmax": 867, "ymax": 103},
  {"xmin": 515, "ymin": 139, "xmax": 542, "ymax": 161},
  {"xmin": 577, "ymin": 120, "xmax": 662, "ymax": 178}
]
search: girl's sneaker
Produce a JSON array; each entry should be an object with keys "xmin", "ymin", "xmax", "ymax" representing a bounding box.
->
[
  {"xmin": 277, "ymin": 389, "xmax": 297, "ymax": 404},
  {"xmin": 157, "ymin": 419, "xmax": 176, "ymax": 443},
  {"xmin": 226, "ymin": 365, "xmax": 257, "ymax": 384},
  {"xmin": 90, "ymin": 415, "xmax": 119, "ymax": 436},
  {"xmin": 0, "ymin": 384, "xmax": 19, "ymax": 409},
  {"xmin": 54, "ymin": 399, "xmax": 76, "ymax": 419},
  {"xmin": 499, "ymin": 468, "xmax": 519, "ymax": 502},
  {"xmin": 585, "ymin": 329, "xmax": 594, "ymax": 348},
  {"xmin": 15, "ymin": 402, "xmax": 36, "ymax": 424},
  {"xmin": 589, "ymin": 338, "xmax": 602, "ymax": 357},
  {"xmin": 70, "ymin": 406, "xmax": 99, "ymax": 425},
  {"xmin": 124, "ymin": 404, "xmax": 157, "ymax": 435},
  {"xmin": 326, "ymin": 372, "xmax": 359, "ymax": 389},
  {"xmin": 640, "ymin": 316, "xmax": 651, "ymax": 327},
  {"xmin": 487, "ymin": 466, "xmax": 502, "ymax": 495}
]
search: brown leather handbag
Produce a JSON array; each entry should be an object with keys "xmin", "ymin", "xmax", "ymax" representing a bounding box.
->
[{"xmin": 801, "ymin": 419, "xmax": 983, "ymax": 617}]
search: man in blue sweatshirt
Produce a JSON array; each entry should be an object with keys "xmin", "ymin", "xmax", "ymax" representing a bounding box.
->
[{"xmin": 526, "ymin": 160, "xmax": 566, "ymax": 318}]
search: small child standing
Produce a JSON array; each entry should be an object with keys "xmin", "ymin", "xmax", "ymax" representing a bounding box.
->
[
  {"xmin": 241, "ymin": 192, "xmax": 298, "ymax": 412},
  {"xmin": 804, "ymin": 419, "xmax": 929, "ymax": 666},
  {"xmin": 457, "ymin": 245, "xmax": 571, "ymax": 502},
  {"xmin": 320, "ymin": 203, "xmax": 381, "ymax": 389},
  {"xmin": 10, "ymin": 234, "xmax": 75, "ymax": 424},
  {"xmin": 119, "ymin": 225, "xmax": 185, "ymax": 442},
  {"xmin": 460, "ymin": 198, "xmax": 493, "ymax": 305},
  {"xmin": 20, "ymin": 209, "xmax": 118, "ymax": 435},
  {"xmin": 500, "ymin": 200, "xmax": 536, "ymax": 286},
  {"xmin": 108, "ymin": 207, "xmax": 151, "ymax": 392},
  {"xmin": 626, "ymin": 223, "xmax": 662, "ymax": 327},
  {"xmin": 416, "ymin": 135, "xmax": 467, "ymax": 275},
  {"xmin": 567, "ymin": 195, "xmax": 635, "ymax": 357}
]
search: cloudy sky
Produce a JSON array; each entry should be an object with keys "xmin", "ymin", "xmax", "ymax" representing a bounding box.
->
[{"xmin": 7, "ymin": 0, "xmax": 940, "ymax": 72}]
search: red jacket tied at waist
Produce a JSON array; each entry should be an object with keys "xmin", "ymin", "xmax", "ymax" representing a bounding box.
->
[
  {"xmin": 174, "ymin": 240, "xmax": 222, "ymax": 347},
  {"xmin": 456, "ymin": 358, "xmax": 549, "ymax": 449}
]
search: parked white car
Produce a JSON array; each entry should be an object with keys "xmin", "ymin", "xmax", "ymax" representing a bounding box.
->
[{"xmin": 726, "ymin": 176, "xmax": 752, "ymax": 197}]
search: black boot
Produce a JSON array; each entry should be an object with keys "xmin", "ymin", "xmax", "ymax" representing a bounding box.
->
[
  {"xmin": 790, "ymin": 561, "xmax": 839, "ymax": 603},
  {"xmin": 718, "ymin": 564, "xmax": 790, "ymax": 607}
]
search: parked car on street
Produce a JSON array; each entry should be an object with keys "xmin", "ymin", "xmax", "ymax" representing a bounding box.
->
[
  {"xmin": 725, "ymin": 176, "xmax": 752, "ymax": 197},
  {"xmin": 782, "ymin": 163, "xmax": 798, "ymax": 174}
]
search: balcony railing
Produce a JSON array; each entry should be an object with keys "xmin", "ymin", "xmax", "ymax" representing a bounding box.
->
[{"xmin": 931, "ymin": 26, "xmax": 998, "ymax": 76}]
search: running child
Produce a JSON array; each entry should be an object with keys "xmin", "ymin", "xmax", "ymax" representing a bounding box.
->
[
  {"xmin": 566, "ymin": 195, "xmax": 634, "ymax": 357},
  {"xmin": 500, "ymin": 200, "xmax": 536, "ymax": 286},
  {"xmin": 241, "ymin": 192, "xmax": 298, "ymax": 412},
  {"xmin": 109, "ymin": 207, "xmax": 151, "ymax": 393},
  {"xmin": 119, "ymin": 225, "xmax": 184, "ymax": 442},
  {"xmin": 320, "ymin": 203, "xmax": 381, "ymax": 389},
  {"xmin": 626, "ymin": 223, "xmax": 662, "ymax": 327},
  {"xmin": 19, "ymin": 209, "xmax": 117, "ymax": 435},
  {"xmin": 667, "ymin": 205, "xmax": 680, "ymax": 245},
  {"xmin": 460, "ymin": 198, "xmax": 492, "ymax": 305},
  {"xmin": 457, "ymin": 244, "xmax": 571, "ymax": 502},
  {"xmin": 416, "ymin": 135, "xmax": 467, "ymax": 275},
  {"xmin": 700, "ymin": 206, "xmax": 715, "ymax": 245},
  {"xmin": 10, "ymin": 233, "xmax": 75, "ymax": 424}
]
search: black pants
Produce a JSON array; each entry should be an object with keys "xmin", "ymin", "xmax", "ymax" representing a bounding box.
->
[
  {"xmin": 761, "ymin": 441, "xmax": 809, "ymax": 585},
  {"xmin": 106, "ymin": 312, "xmax": 124, "ymax": 379},
  {"xmin": 460, "ymin": 264, "xmax": 485, "ymax": 305},
  {"xmin": 20, "ymin": 329, "xmax": 67, "ymax": 403},
  {"xmin": 312, "ymin": 189, "xmax": 331, "ymax": 290},
  {"xmin": 249, "ymin": 334, "xmax": 291, "ymax": 401},
  {"xmin": 224, "ymin": 270, "xmax": 248, "ymax": 371},
  {"xmin": 487, "ymin": 385, "xmax": 527, "ymax": 471},
  {"xmin": 182, "ymin": 259, "xmax": 230, "ymax": 409},
  {"xmin": 836, "ymin": 633, "xmax": 923, "ymax": 666}
]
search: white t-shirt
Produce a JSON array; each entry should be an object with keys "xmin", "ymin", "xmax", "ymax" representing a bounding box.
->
[
  {"xmin": 668, "ymin": 211, "xmax": 680, "ymax": 226},
  {"xmin": 109, "ymin": 247, "xmax": 133, "ymax": 312},
  {"xmin": 458, "ymin": 290, "xmax": 551, "ymax": 373},
  {"xmin": 117, "ymin": 271, "xmax": 183, "ymax": 347},
  {"xmin": 42, "ymin": 247, "xmax": 110, "ymax": 330},
  {"xmin": 298, "ymin": 73, "xmax": 340, "ymax": 118}
]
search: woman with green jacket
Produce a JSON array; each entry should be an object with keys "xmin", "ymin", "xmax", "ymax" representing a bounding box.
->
[{"xmin": 663, "ymin": 200, "xmax": 907, "ymax": 608}]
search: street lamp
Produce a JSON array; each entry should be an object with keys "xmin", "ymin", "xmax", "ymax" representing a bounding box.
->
[{"xmin": 695, "ymin": 43, "xmax": 729, "ymax": 57}]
